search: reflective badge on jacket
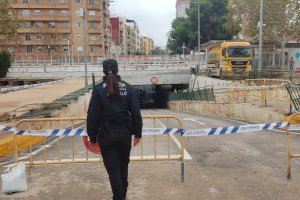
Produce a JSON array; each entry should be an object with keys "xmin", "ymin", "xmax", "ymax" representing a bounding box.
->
[
  {"xmin": 119, "ymin": 82, "xmax": 128, "ymax": 96},
  {"xmin": 102, "ymin": 82, "xmax": 128, "ymax": 96}
]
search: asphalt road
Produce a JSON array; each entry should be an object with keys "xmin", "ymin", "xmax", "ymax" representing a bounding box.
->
[{"xmin": 1, "ymin": 109, "xmax": 300, "ymax": 200}]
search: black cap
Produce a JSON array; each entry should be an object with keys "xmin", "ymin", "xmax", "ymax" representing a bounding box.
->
[{"xmin": 103, "ymin": 59, "xmax": 118, "ymax": 75}]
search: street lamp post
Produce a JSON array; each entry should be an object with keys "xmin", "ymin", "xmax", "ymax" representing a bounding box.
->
[
  {"xmin": 197, "ymin": 3, "xmax": 201, "ymax": 66},
  {"xmin": 258, "ymin": 0, "xmax": 264, "ymax": 72}
]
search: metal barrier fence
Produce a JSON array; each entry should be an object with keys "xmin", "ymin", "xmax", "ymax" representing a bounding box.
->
[
  {"xmin": 242, "ymin": 79, "xmax": 291, "ymax": 86},
  {"xmin": 285, "ymin": 113, "xmax": 300, "ymax": 180},
  {"xmin": 169, "ymin": 88, "xmax": 216, "ymax": 102},
  {"xmin": 169, "ymin": 84, "xmax": 291, "ymax": 114},
  {"xmin": 12, "ymin": 115, "xmax": 185, "ymax": 181}
]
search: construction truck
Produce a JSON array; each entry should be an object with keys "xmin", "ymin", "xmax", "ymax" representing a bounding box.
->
[{"xmin": 205, "ymin": 41, "xmax": 252, "ymax": 79}]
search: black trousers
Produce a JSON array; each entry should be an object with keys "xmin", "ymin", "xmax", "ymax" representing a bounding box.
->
[{"xmin": 99, "ymin": 135, "xmax": 132, "ymax": 200}]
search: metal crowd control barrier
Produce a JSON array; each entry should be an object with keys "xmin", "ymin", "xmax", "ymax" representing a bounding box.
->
[
  {"xmin": 243, "ymin": 79, "xmax": 291, "ymax": 86},
  {"xmin": 286, "ymin": 83, "xmax": 300, "ymax": 112},
  {"xmin": 13, "ymin": 115, "xmax": 185, "ymax": 182},
  {"xmin": 169, "ymin": 88, "xmax": 216, "ymax": 102},
  {"xmin": 285, "ymin": 113, "xmax": 300, "ymax": 180}
]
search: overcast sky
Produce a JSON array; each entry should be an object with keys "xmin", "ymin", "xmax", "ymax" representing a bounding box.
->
[{"xmin": 110, "ymin": 0, "xmax": 177, "ymax": 47}]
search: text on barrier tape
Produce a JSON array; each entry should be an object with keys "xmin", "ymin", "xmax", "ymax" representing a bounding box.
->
[{"xmin": 1, "ymin": 122, "xmax": 299, "ymax": 137}]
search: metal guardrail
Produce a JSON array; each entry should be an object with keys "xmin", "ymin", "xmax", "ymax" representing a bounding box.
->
[
  {"xmin": 285, "ymin": 83, "xmax": 300, "ymax": 112},
  {"xmin": 169, "ymin": 88, "xmax": 216, "ymax": 102},
  {"xmin": 285, "ymin": 113, "xmax": 300, "ymax": 180}
]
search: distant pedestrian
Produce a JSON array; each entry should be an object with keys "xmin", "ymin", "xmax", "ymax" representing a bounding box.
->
[
  {"xmin": 87, "ymin": 59, "xmax": 143, "ymax": 200},
  {"xmin": 289, "ymin": 57, "xmax": 295, "ymax": 71}
]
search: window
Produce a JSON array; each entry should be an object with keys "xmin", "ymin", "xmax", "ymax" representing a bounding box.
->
[
  {"xmin": 34, "ymin": 10, "xmax": 41, "ymax": 16},
  {"xmin": 89, "ymin": 0, "xmax": 94, "ymax": 4},
  {"xmin": 77, "ymin": 46, "xmax": 83, "ymax": 52},
  {"xmin": 37, "ymin": 34, "xmax": 42, "ymax": 40},
  {"xmin": 37, "ymin": 46, "xmax": 43, "ymax": 52},
  {"xmin": 63, "ymin": 46, "xmax": 69, "ymax": 52},
  {"xmin": 91, "ymin": 46, "xmax": 97, "ymax": 52},
  {"xmin": 76, "ymin": 35, "xmax": 82, "ymax": 39},
  {"xmin": 90, "ymin": 22, "xmax": 96, "ymax": 29},
  {"xmin": 49, "ymin": 10, "xmax": 55, "ymax": 16},
  {"xmin": 26, "ymin": 46, "xmax": 33, "ymax": 53},
  {"xmin": 23, "ymin": 10, "xmax": 30, "ymax": 16},
  {"xmin": 23, "ymin": 0, "xmax": 29, "ymax": 3},
  {"xmin": 48, "ymin": 0, "xmax": 54, "ymax": 2},
  {"xmin": 76, "ymin": 22, "xmax": 81, "ymax": 28},
  {"xmin": 49, "ymin": 22, "xmax": 55, "ymax": 28},
  {"xmin": 25, "ymin": 35, "xmax": 31, "ymax": 40},
  {"xmin": 23, "ymin": 22, "xmax": 31, "ymax": 28},
  {"xmin": 34, "ymin": 0, "xmax": 39, "ymax": 2},
  {"xmin": 75, "ymin": 0, "xmax": 80, "ymax": 3},
  {"xmin": 34, "ymin": 21, "xmax": 42, "ymax": 27},
  {"xmin": 60, "ymin": 0, "xmax": 66, "ymax": 3},
  {"xmin": 61, "ymin": 10, "xmax": 68, "ymax": 16},
  {"xmin": 89, "ymin": 10, "xmax": 95, "ymax": 16},
  {"xmin": 61, "ymin": 22, "xmax": 69, "ymax": 28},
  {"xmin": 75, "ymin": 11, "xmax": 81, "ymax": 16},
  {"xmin": 62, "ymin": 34, "xmax": 68, "ymax": 40}
]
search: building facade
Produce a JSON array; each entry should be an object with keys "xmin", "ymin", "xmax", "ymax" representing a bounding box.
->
[
  {"xmin": 141, "ymin": 36, "xmax": 154, "ymax": 55},
  {"xmin": 176, "ymin": 0, "xmax": 190, "ymax": 18},
  {"xmin": 109, "ymin": 17, "xmax": 126, "ymax": 54},
  {"xmin": 125, "ymin": 19, "xmax": 141, "ymax": 54},
  {"xmin": 10, "ymin": 0, "xmax": 111, "ymax": 61}
]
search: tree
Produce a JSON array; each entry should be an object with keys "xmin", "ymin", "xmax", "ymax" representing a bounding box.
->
[
  {"xmin": 228, "ymin": 0, "xmax": 300, "ymax": 65},
  {"xmin": 0, "ymin": 51, "xmax": 11, "ymax": 78},
  {"xmin": 167, "ymin": 0, "xmax": 240, "ymax": 54},
  {"xmin": 0, "ymin": 0, "xmax": 20, "ymax": 51}
]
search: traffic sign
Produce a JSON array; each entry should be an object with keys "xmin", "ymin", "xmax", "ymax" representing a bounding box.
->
[
  {"xmin": 83, "ymin": 136, "xmax": 101, "ymax": 154},
  {"xmin": 151, "ymin": 76, "xmax": 158, "ymax": 84}
]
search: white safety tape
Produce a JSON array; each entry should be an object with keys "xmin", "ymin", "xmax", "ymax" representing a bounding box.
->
[
  {"xmin": 184, "ymin": 122, "xmax": 288, "ymax": 137},
  {"xmin": 0, "ymin": 122, "xmax": 298, "ymax": 137}
]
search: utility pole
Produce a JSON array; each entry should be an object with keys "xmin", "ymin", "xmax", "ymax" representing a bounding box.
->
[
  {"xmin": 81, "ymin": 0, "xmax": 88, "ymax": 87},
  {"xmin": 258, "ymin": 0, "xmax": 264, "ymax": 72}
]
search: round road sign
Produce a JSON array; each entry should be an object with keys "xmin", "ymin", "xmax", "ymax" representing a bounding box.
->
[
  {"xmin": 83, "ymin": 136, "xmax": 101, "ymax": 154},
  {"xmin": 151, "ymin": 76, "xmax": 158, "ymax": 84}
]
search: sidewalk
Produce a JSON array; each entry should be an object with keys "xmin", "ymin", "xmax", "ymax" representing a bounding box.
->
[{"xmin": 0, "ymin": 77, "xmax": 90, "ymax": 115}]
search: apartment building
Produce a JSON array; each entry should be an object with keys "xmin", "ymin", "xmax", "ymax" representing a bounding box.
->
[
  {"xmin": 109, "ymin": 16, "xmax": 126, "ymax": 54},
  {"xmin": 11, "ymin": 0, "xmax": 111, "ymax": 60},
  {"xmin": 125, "ymin": 19, "xmax": 140, "ymax": 54},
  {"xmin": 176, "ymin": 0, "xmax": 190, "ymax": 18},
  {"xmin": 141, "ymin": 36, "xmax": 154, "ymax": 55}
]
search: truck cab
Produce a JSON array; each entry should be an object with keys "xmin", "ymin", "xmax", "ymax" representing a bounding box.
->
[{"xmin": 206, "ymin": 41, "xmax": 252, "ymax": 79}]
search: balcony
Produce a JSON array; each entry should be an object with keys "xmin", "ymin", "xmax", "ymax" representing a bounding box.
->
[
  {"xmin": 87, "ymin": 16, "xmax": 102, "ymax": 22},
  {"xmin": 87, "ymin": 4, "xmax": 102, "ymax": 10},
  {"xmin": 18, "ymin": 15, "xmax": 70, "ymax": 22},
  {"xmin": 21, "ymin": 40, "xmax": 69, "ymax": 46},
  {"xmin": 89, "ymin": 40, "xmax": 103, "ymax": 45},
  {"xmin": 87, "ymin": 28, "xmax": 103, "ymax": 34},
  {"xmin": 18, "ymin": 27, "xmax": 71, "ymax": 34},
  {"xmin": 13, "ymin": 3, "xmax": 70, "ymax": 9}
]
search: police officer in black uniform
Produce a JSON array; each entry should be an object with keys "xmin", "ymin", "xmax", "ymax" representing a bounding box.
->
[{"xmin": 87, "ymin": 59, "xmax": 143, "ymax": 200}]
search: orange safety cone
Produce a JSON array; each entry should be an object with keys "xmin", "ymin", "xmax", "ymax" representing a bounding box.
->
[{"xmin": 83, "ymin": 136, "xmax": 101, "ymax": 154}]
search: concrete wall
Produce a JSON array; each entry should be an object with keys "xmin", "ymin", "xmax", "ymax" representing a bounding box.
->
[{"xmin": 168, "ymin": 101, "xmax": 284, "ymax": 123}]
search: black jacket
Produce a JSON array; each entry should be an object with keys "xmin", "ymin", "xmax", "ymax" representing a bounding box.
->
[{"xmin": 87, "ymin": 76, "xmax": 143, "ymax": 143}]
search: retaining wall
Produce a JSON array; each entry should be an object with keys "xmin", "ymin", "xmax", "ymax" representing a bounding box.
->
[{"xmin": 168, "ymin": 101, "xmax": 285, "ymax": 123}]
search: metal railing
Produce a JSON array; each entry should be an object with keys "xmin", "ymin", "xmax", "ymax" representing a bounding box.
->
[
  {"xmin": 169, "ymin": 88, "xmax": 216, "ymax": 102},
  {"xmin": 12, "ymin": 115, "xmax": 185, "ymax": 181},
  {"xmin": 285, "ymin": 113, "xmax": 300, "ymax": 180}
]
